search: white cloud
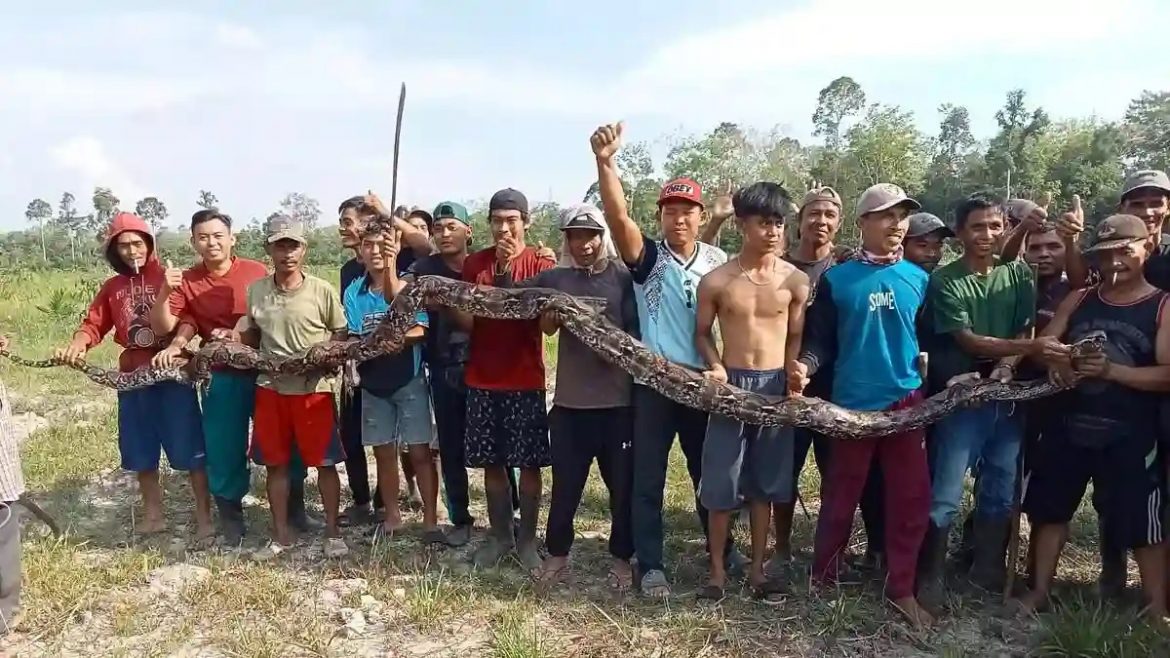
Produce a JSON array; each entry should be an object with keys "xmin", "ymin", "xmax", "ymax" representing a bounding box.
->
[
  {"xmin": 214, "ymin": 23, "xmax": 263, "ymax": 50},
  {"xmin": 49, "ymin": 137, "xmax": 146, "ymax": 209},
  {"xmin": 0, "ymin": 68, "xmax": 208, "ymax": 114}
]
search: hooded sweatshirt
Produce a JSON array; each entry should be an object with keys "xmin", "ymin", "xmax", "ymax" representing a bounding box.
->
[{"xmin": 74, "ymin": 213, "xmax": 172, "ymax": 371}]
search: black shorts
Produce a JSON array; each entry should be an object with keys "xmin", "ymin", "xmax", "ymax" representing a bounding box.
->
[
  {"xmin": 1023, "ymin": 415, "xmax": 1165, "ymax": 549},
  {"xmin": 465, "ymin": 388, "xmax": 550, "ymax": 469}
]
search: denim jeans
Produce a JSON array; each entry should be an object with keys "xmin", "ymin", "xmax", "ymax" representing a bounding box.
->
[{"xmin": 929, "ymin": 401, "xmax": 1023, "ymax": 527}]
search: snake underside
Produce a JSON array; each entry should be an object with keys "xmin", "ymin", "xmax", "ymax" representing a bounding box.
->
[{"xmin": 0, "ymin": 276, "xmax": 1102, "ymax": 438}]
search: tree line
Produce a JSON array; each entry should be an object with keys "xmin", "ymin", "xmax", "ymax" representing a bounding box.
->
[{"xmin": 5, "ymin": 78, "xmax": 1169, "ymax": 268}]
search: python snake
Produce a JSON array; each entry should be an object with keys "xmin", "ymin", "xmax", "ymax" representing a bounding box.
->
[{"xmin": 0, "ymin": 276, "xmax": 1104, "ymax": 438}]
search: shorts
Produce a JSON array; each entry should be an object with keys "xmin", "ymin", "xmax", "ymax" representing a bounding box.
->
[
  {"xmin": 698, "ymin": 368, "xmax": 794, "ymax": 511},
  {"xmin": 465, "ymin": 388, "xmax": 549, "ymax": 469},
  {"xmin": 117, "ymin": 381, "xmax": 206, "ymax": 472},
  {"xmin": 1024, "ymin": 414, "xmax": 1165, "ymax": 549},
  {"xmin": 361, "ymin": 375, "xmax": 434, "ymax": 448},
  {"xmin": 251, "ymin": 387, "xmax": 345, "ymax": 468}
]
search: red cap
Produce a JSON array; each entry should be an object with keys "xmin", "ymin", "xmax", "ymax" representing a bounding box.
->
[{"xmin": 658, "ymin": 178, "xmax": 703, "ymax": 207}]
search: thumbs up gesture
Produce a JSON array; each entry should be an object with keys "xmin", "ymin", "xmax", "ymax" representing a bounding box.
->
[
  {"xmin": 590, "ymin": 121, "xmax": 624, "ymax": 161},
  {"xmin": 536, "ymin": 240, "xmax": 556, "ymax": 262},
  {"xmin": 162, "ymin": 259, "xmax": 183, "ymax": 292},
  {"xmin": 1056, "ymin": 194, "xmax": 1085, "ymax": 240}
]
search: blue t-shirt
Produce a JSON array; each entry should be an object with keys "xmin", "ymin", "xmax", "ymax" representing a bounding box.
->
[
  {"xmin": 343, "ymin": 275, "xmax": 428, "ymax": 396},
  {"xmin": 628, "ymin": 235, "xmax": 727, "ymax": 369},
  {"xmin": 800, "ymin": 259, "xmax": 928, "ymax": 411}
]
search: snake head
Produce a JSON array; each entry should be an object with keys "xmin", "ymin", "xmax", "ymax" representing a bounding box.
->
[{"xmin": 1070, "ymin": 330, "xmax": 1108, "ymax": 357}]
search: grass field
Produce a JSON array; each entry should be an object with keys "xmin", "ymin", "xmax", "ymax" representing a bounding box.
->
[{"xmin": 0, "ymin": 267, "xmax": 1166, "ymax": 657}]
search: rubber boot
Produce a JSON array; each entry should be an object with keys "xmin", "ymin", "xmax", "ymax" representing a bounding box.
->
[
  {"xmin": 288, "ymin": 478, "xmax": 322, "ymax": 533},
  {"xmin": 1097, "ymin": 519, "xmax": 1127, "ymax": 601},
  {"xmin": 969, "ymin": 515, "xmax": 1010, "ymax": 592},
  {"xmin": 472, "ymin": 490, "xmax": 516, "ymax": 569},
  {"xmin": 515, "ymin": 493, "xmax": 542, "ymax": 571},
  {"xmin": 916, "ymin": 523, "xmax": 950, "ymax": 613},
  {"xmin": 215, "ymin": 496, "xmax": 245, "ymax": 546}
]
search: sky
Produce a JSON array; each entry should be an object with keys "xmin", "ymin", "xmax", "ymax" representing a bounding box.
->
[{"xmin": 1, "ymin": 0, "xmax": 1168, "ymax": 231}]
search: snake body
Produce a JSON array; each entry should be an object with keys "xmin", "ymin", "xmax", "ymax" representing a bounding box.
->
[{"xmin": 0, "ymin": 277, "xmax": 1103, "ymax": 438}]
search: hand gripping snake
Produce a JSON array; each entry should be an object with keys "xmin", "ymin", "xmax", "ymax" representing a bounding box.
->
[{"xmin": 0, "ymin": 276, "xmax": 1105, "ymax": 439}]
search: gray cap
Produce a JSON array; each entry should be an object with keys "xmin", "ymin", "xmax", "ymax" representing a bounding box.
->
[
  {"xmin": 559, "ymin": 204, "xmax": 605, "ymax": 232},
  {"xmin": 265, "ymin": 215, "xmax": 307, "ymax": 244},
  {"xmin": 1005, "ymin": 199, "xmax": 1043, "ymax": 224},
  {"xmin": 1086, "ymin": 214, "xmax": 1149, "ymax": 252},
  {"xmin": 799, "ymin": 186, "xmax": 843, "ymax": 211},
  {"xmin": 856, "ymin": 183, "xmax": 921, "ymax": 216},
  {"xmin": 1121, "ymin": 170, "xmax": 1170, "ymax": 200},
  {"xmin": 907, "ymin": 213, "xmax": 955, "ymax": 239}
]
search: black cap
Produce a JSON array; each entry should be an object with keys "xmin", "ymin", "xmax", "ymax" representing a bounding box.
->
[{"xmin": 489, "ymin": 188, "xmax": 529, "ymax": 214}]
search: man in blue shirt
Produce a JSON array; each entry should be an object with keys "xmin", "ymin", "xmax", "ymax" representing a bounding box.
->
[
  {"xmin": 343, "ymin": 228, "xmax": 441, "ymax": 543},
  {"xmin": 789, "ymin": 183, "xmax": 934, "ymax": 629},
  {"xmin": 591, "ymin": 121, "xmax": 737, "ymax": 597}
]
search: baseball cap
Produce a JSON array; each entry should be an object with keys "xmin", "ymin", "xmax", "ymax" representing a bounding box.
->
[
  {"xmin": 856, "ymin": 183, "xmax": 921, "ymax": 216},
  {"xmin": 1004, "ymin": 199, "xmax": 1044, "ymax": 226},
  {"xmin": 265, "ymin": 215, "xmax": 307, "ymax": 244},
  {"xmin": 1086, "ymin": 214, "xmax": 1149, "ymax": 252},
  {"xmin": 658, "ymin": 178, "xmax": 703, "ymax": 207},
  {"xmin": 1120, "ymin": 170, "xmax": 1170, "ymax": 200},
  {"xmin": 432, "ymin": 201, "xmax": 470, "ymax": 225},
  {"xmin": 906, "ymin": 213, "xmax": 955, "ymax": 239},
  {"xmin": 800, "ymin": 186, "xmax": 843, "ymax": 211},
  {"xmin": 406, "ymin": 207, "xmax": 433, "ymax": 228},
  {"xmin": 489, "ymin": 188, "xmax": 529, "ymax": 214},
  {"xmin": 559, "ymin": 204, "xmax": 605, "ymax": 232}
]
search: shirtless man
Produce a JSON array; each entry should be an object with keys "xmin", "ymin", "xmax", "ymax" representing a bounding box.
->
[{"xmin": 696, "ymin": 182, "xmax": 809, "ymax": 600}]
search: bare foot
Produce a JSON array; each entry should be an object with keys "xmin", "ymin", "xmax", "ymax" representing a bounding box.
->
[
  {"xmin": 193, "ymin": 522, "xmax": 216, "ymax": 548},
  {"xmin": 1013, "ymin": 589, "xmax": 1049, "ymax": 617},
  {"xmin": 892, "ymin": 596, "xmax": 935, "ymax": 630},
  {"xmin": 532, "ymin": 555, "xmax": 570, "ymax": 585},
  {"xmin": 138, "ymin": 514, "xmax": 166, "ymax": 535},
  {"xmin": 608, "ymin": 559, "xmax": 634, "ymax": 590}
]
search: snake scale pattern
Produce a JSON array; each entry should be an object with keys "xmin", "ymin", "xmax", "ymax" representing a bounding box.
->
[{"xmin": 0, "ymin": 276, "xmax": 1104, "ymax": 438}]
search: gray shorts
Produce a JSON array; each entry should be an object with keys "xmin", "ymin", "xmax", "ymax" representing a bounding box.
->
[
  {"xmin": 361, "ymin": 374, "xmax": 434, "ymax": 448},
  {"xmin": 698, "ymin": 368, "xmax": 795, "ymax": 511}
]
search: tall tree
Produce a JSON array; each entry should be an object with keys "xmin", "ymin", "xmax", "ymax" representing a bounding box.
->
[
  {"xmin": 53, "ymin": 191, "xmax": 86, "ymax": 261},
  {"xmin": 983, "ymin": 89, "xmax": 1051, "ymax": 198},
  {"xmin": 1122, "ymin": 90, "xmax": 1170, "ymax": 172},
  {"xmin": 197, "ymin": 190, "xmax": 220, "ymax": 210},
  {"xmin": 812, "ymin": 76, "xmax": 867, "ymax": 150},
  {"xmin": 844, "ymin": 104, "xmax": 930, "ymax": 193},
  {"xmin": 89, "ymin": 187, "xmax": 121, "ymax": 237},
  {"xmin": 24, "ymin": 198, "xmax": 52, "ymax": 262},
  {"xmin": 920, "ymin": 104, "xmax": 979, "ymax": 218},
  {"xmin": 278, "ymin": 192, "xmax": 321, "ymax": 230},
  {"xmin": 134, "ymin": 197, "xmax": 170, "ymax": 233}
]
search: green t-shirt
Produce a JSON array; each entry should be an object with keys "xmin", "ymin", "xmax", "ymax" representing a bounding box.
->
[
  {"xmin": 243, "ymin": 273, "xmax": 347, "ymax": 394},
  {"xmin": 928, "ymin": 257, "xmax": 1036, "ymax": 386}
]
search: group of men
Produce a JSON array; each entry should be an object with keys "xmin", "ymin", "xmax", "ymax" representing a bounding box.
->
[{"xmin": 20, "ymin": 119, "xmax": 1170, "ymax": 631}]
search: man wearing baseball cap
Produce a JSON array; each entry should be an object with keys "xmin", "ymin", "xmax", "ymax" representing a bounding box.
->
[
  {"xmin": 903, "ymin": 213, "xmax": 954, "ymax": 273},
  {"xmin": 230, "ymin": 215, "xmax": 350, "ymax": 559},
  {"xmin": 508, "ymin": 203, "xmax": 639, "ymax": 587},
  {"xmin": 458, "ymin": 188, "xmax": 556, "ymax": 570},
  {"xmin": 1064, "ymin": 170, "xmax": 1170, "ymax": 293},
  {"xmin": 590, "ymin": 122, "xmax": 736, "ymax": 597},
  {"xmin": 1012, "ymin": 214, "xmax": 1170, "ymax": 619},
  {"xmin": 791, "ymin": 183, "xmax": 936, "ymax": 627}
]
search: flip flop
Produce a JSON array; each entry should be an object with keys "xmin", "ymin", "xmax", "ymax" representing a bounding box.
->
[
  {"xmin": 531, "ymin": 561, "xmax": 571, "ymax": 586},
  {"xmin": 607, "ymin": 564, "xmax": 634, "ymax": 590},
  {"xmin": 750, "ymin": 578, "xmax": 788, "ymax": 603},
  {"xmin": 696, "ymin": 584, "xmax": 725, "ymax": 601}
]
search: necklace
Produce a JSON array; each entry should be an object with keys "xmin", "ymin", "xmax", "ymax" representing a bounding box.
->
[{"xmin": 737, "ymin": 256, "xmax": 776, "ymax": 286}]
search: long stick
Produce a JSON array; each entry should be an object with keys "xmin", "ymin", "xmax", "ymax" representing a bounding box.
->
[
  {"xmin": 1003, "ymin": 262, "xmax": 1040, "ymax": 601},
  {"xmin": 390, "ymin": 83, "xmax": 406, "ymax": 214}
]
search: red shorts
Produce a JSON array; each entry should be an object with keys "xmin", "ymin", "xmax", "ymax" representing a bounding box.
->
[{"xmin": 251, "ymin": 387, "xmax": 345, "ymax": 467}]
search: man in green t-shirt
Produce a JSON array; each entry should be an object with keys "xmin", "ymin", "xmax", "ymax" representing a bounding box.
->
[{"xmin": 917, "ymin": 193, "xmax": 1062, "ymax": 607}]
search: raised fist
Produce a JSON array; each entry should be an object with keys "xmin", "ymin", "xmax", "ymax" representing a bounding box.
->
[{"xmin": 590, "ymin": 122, "xmax": 624, "ymax": 160}]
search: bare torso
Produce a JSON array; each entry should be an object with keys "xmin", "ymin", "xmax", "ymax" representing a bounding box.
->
[{"xmin": 710, "ymin": 257, "xmax": 805, "ymax": 371}]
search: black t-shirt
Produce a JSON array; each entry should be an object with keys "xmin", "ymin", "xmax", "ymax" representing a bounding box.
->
[
  {"xmin": 408, "ymin": 254, "xmax": 469, "ymax": 369},
  {"xmin": 784, "ymin": 253, "xmax": 837, "ymax": 399},
  {"xmin": 340, "ymin": 257, "xmax": 364, "ymax": 301}
]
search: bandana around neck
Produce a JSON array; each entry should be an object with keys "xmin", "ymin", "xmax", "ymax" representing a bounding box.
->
[{"xmin": 854, "ymin": 245, "xmax": 904, "ymax": 266}]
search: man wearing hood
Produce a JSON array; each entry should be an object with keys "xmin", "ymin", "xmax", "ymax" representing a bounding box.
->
[
  {"xmin": 515, "ymin": 204, "xmax": 639, "ymax": 588},
  {"xmin": 58, "ymin": 212, "xmax": 211, "ymax": 540}
]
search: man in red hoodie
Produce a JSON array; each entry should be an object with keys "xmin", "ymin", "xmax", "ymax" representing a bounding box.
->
[{"xmin": 57, "ymin": 212, "xmax": 211, "ymax": 540}]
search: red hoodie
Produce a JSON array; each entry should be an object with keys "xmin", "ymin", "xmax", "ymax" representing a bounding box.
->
[{"xmin": 74, "ymin": 213, "xmax": 172, "ymax": 371}]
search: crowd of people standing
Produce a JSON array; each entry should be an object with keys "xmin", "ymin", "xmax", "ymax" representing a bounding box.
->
[{"xmin": 0, "ymin": 123, "xmax": 1167, "ymax": 633}]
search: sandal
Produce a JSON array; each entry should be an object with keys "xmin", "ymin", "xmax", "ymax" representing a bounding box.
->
[
  {"xmin": 640, "ymin": 569, "xmax": 672, "ymax": 598},
  {"xmin": 532, "ymin": 559, "xmax": 571, "ymax": 586},
  {"xmin": 696, "ymin": 584, "xmax": 725, "ymax": 601},
  {"xmin": 607, "ymin": 562, "xmax": 634, "ymax": 590},
  {"xmin": 750, "ymin": 577, "xmax": 788, "ymax": 603}
]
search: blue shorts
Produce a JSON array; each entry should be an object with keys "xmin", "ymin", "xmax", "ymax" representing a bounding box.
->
[
  {"xmin": 361, "ymin": 375, "xmax": 434, "ymax": 448},
  {"xmin": 117, "ymin": 381, "xmax": 206, "ymax": 472}
]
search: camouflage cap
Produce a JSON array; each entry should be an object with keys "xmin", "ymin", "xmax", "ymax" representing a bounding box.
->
[{"xmin": 265, "ymin": 215, "xmax": 307, "ymax": 244}]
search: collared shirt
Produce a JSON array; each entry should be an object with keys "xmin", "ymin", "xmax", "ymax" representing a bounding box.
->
[{"xmin": 0, "ymin": 380, "xmax": 26, "ymax": 503}]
